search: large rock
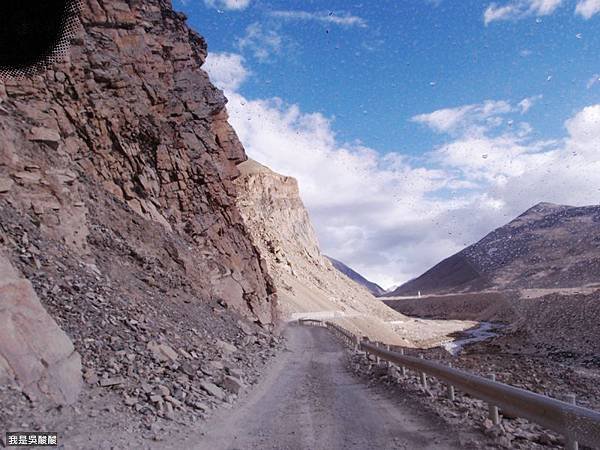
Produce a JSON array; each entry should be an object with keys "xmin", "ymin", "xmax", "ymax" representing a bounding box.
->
[
  {"xmin": 220, "ymin": 375, "xmax": 244, "ymax": 394},
  {"xmin": 200, "ymin": 381, "xmax": 226, "ymax": 401},
  {"xmin": 147, "ymin": 341, "xmax": 179, "ymax": 362},
  {"xmin": 0, "ymin": 253, "xmax": 82, "ymax": 405},
  {"xmin": 28, "ymin": 127, "xmax": 61, "ymax": 149}
]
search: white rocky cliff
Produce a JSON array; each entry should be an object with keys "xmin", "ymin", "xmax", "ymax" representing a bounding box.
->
[{"xmin": 234, "ymin": 159, "xmax": 472, "ymax": 345}]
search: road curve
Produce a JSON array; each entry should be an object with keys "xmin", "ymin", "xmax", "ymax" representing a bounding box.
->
[{"xmin": 195, "ymin": 325, "xmax": 464, "ymax": 450}]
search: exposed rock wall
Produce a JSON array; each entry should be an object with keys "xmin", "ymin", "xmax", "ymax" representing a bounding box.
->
[
  {"xmin": 0, "ymin": 0, "xmax": 276, "ymax": 324},
  {"xmin": 0, "ymin": 0, "xmax": 282, "ymax": 426}
]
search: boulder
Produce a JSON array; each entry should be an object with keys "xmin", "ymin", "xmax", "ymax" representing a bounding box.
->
[
  {"xmin": 0, "ymin": 253, "xmax": 82, "ymax": 404},
  {"xmin": 215, "ymin": 339, "xmax": 237, "ymax": 355},
  {"xmin": 0, "ymin": 177, "xmax": 13, "ymax": 193},
  {"xmin": 28, "ymin": 127, "xmax": 61, "ymax": 149},
  {"xmin": 220, "ymin": 375, "xmax": 244, "ymax": 394},
  {"xmin": 199, "ymin": 381, "xmax": 226, "ymax": 401},
  {"xmin": 147, "ymin": 341, "xmax": 179, "ymax": 362}
]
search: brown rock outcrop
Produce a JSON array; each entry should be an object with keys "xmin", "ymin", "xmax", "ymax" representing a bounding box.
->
[
  {"xmin": 0, "ymin": 253, "xmax": 82, "ymax": 405},
  {"xmin": 0, "ymin": 0, "xmax": 276, "ymax": 324},
  {"xmin": 0, "ymin": 0, "xmax": 282, "ymax": 428}
]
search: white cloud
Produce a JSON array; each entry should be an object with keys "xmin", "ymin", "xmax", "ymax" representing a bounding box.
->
[
  {"xmin": 587, "ymin": 74, "xmax": 600, "ymax": 88},
  {"xmin": 209, "ymin": 52, "xmax": 600, "ymax": 287},
  {"xmin": 484, "ymin": 0, "xmax": 563, "ymax": 24},
  {"xmin": 412, "ymin": 105, "xmax": 477, "ymax": 133},
  {"xmin": 434, "ymin": 134, "xmax": 559, "ymax": 183},
  {"xmin": 237, "ymin": 23, "xmax": 283, "ymax": 62},
  {"xmin": 531, "ymin": 0, "xmax": 564, "ymax": 14},
  {"xmin": 270, "ymin": 10, "xmax": 367, "ymax": 28},
  {"xmin": 411, "ymin": 100, "xmax": 514, "ymax": 134},
  {"xmin": 518, "ymin": 94, "xmax": 542, "ymax": 113},
  {"xmin": 565, "ymin": 104, "xmax": 600, "ymax": 146},
  {"xmin": 575, "ymin": 0, "xmax": 600, "ymax": 18},
  {"xmin": 203, "ymin": 53, "xmax": 249, "ymax": 91},
  {"xmin": 484, "ymin": 4, "xmax": 519, "ymax": 23},
  {"xmin": 204, "ymin": 0, "xmax": 250, "ymax": 10}
]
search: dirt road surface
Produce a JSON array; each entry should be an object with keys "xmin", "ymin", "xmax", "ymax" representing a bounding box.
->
[{"xmin": 193, "ymin": 325, "xmax": 464, "ymax": 450}]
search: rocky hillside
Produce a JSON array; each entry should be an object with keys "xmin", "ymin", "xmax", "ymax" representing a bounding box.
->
[
  {"xmin": 234, "ymin": 160, "xmax": 371, "ymax": 318},
  {"xmin": 0, "ymin": 0, "xmax": 280, "ymax": 441},
  {"xmin": 388, "ymin": 202, "xmax": 600, "ymax": 296},
  {"xmin": 234, "ymin": 160, "xmax": 475, "ymax": 345},
  {"xmin": 326, "ymin": 256, "xmax": 385, "ymax": 296}
]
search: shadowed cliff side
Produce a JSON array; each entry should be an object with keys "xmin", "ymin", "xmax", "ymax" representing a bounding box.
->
[{"xmin": 326, "ymin": 256, "xmax": 386, "ymax": 296}]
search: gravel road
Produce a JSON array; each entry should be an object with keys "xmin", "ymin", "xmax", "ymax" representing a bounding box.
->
[{"xmin": 196, "ymin": 325, "xmax": 464, "ymax": 449}]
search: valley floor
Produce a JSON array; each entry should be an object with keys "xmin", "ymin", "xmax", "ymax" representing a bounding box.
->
[{"xmin": 384, "ymin": 290, "xmax": 600, "ymax": 416}]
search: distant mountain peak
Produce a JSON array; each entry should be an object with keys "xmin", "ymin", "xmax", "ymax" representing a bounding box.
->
[
  {"xmin": 326, "ymin": 256, "xmax": 386, "ymax": 296},
  {"xmin": 387, "ymin": 202, "xmax": 600, "ymax": 297},
  {"xmin": 525, "ymin": 202, "xmax": 568, "ymax": 213}
]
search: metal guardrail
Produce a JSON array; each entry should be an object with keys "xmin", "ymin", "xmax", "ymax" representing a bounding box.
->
[{"xmin": 299, "ymin": 318, "xmax": 600, "ymax": 450}]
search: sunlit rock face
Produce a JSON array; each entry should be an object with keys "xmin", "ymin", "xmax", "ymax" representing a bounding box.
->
[{"xmin": 234, "ymin": 159, "xmax": 415, "ymax": 344}]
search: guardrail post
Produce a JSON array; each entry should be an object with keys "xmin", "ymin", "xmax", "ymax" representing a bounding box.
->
[
  {"xmin": 565, "ymin": 394, "xmax": 579, "ymax": 450},
  {"xmin": 375, "ymin": 342, "xmax": 381, "ymax": 365},
  {"xmin": 447, "ymin": 363, "xmax": 455, "ymax": 401},
  {"xmin": 487, "ymin": 374, "xmax": 500, "ymax": 425},
  {"xmin": 385, "ymin": 345, "xmax": 391, "ymax": 368},
  {"xmin": 400, "ymin": 349, "xmax": 407, "ymax": 377},
  {"xmin": 419, "ymin": 355, "xmax": 428, "ymax": 389}
]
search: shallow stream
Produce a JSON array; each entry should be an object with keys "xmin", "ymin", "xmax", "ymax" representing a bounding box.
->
[{"xmin": 442, "ymin": 321, "xmax": 499, "ymax": 355}]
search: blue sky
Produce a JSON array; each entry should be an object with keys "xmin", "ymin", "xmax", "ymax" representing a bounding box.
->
[
  {"xmin": 177, "ymin": 0, "xmax": 600, "ymax": 155},
  {"xmin": 174, "ymin": 0, "xmax": 600, "ymax": 288}
]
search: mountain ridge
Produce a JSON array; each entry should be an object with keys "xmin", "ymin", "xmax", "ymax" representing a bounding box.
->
[
  {"xmin": 387, "ymin": 202, "xmax": 600, "ymax": 296},
  {"xmin": 326, "ymin": 256, "xmax": 385, "ymax": 296}
]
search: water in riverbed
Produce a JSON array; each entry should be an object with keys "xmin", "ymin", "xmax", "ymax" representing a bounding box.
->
[{"xmin": 442, "ymin": 322, "xmax": 499, "ymax": 355}]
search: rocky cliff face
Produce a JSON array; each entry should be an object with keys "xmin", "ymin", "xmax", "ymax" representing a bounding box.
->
[
  {"xmin": 0, "ymin": 0, "xmax": 279, "ymax": 430},
  {"xmin": 0, "ymin": 0, "xmax": 276, "ymax": 325},
  {"xmin": 389, "ymin": 202, "xmax": 600, "ymax": 296}
]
